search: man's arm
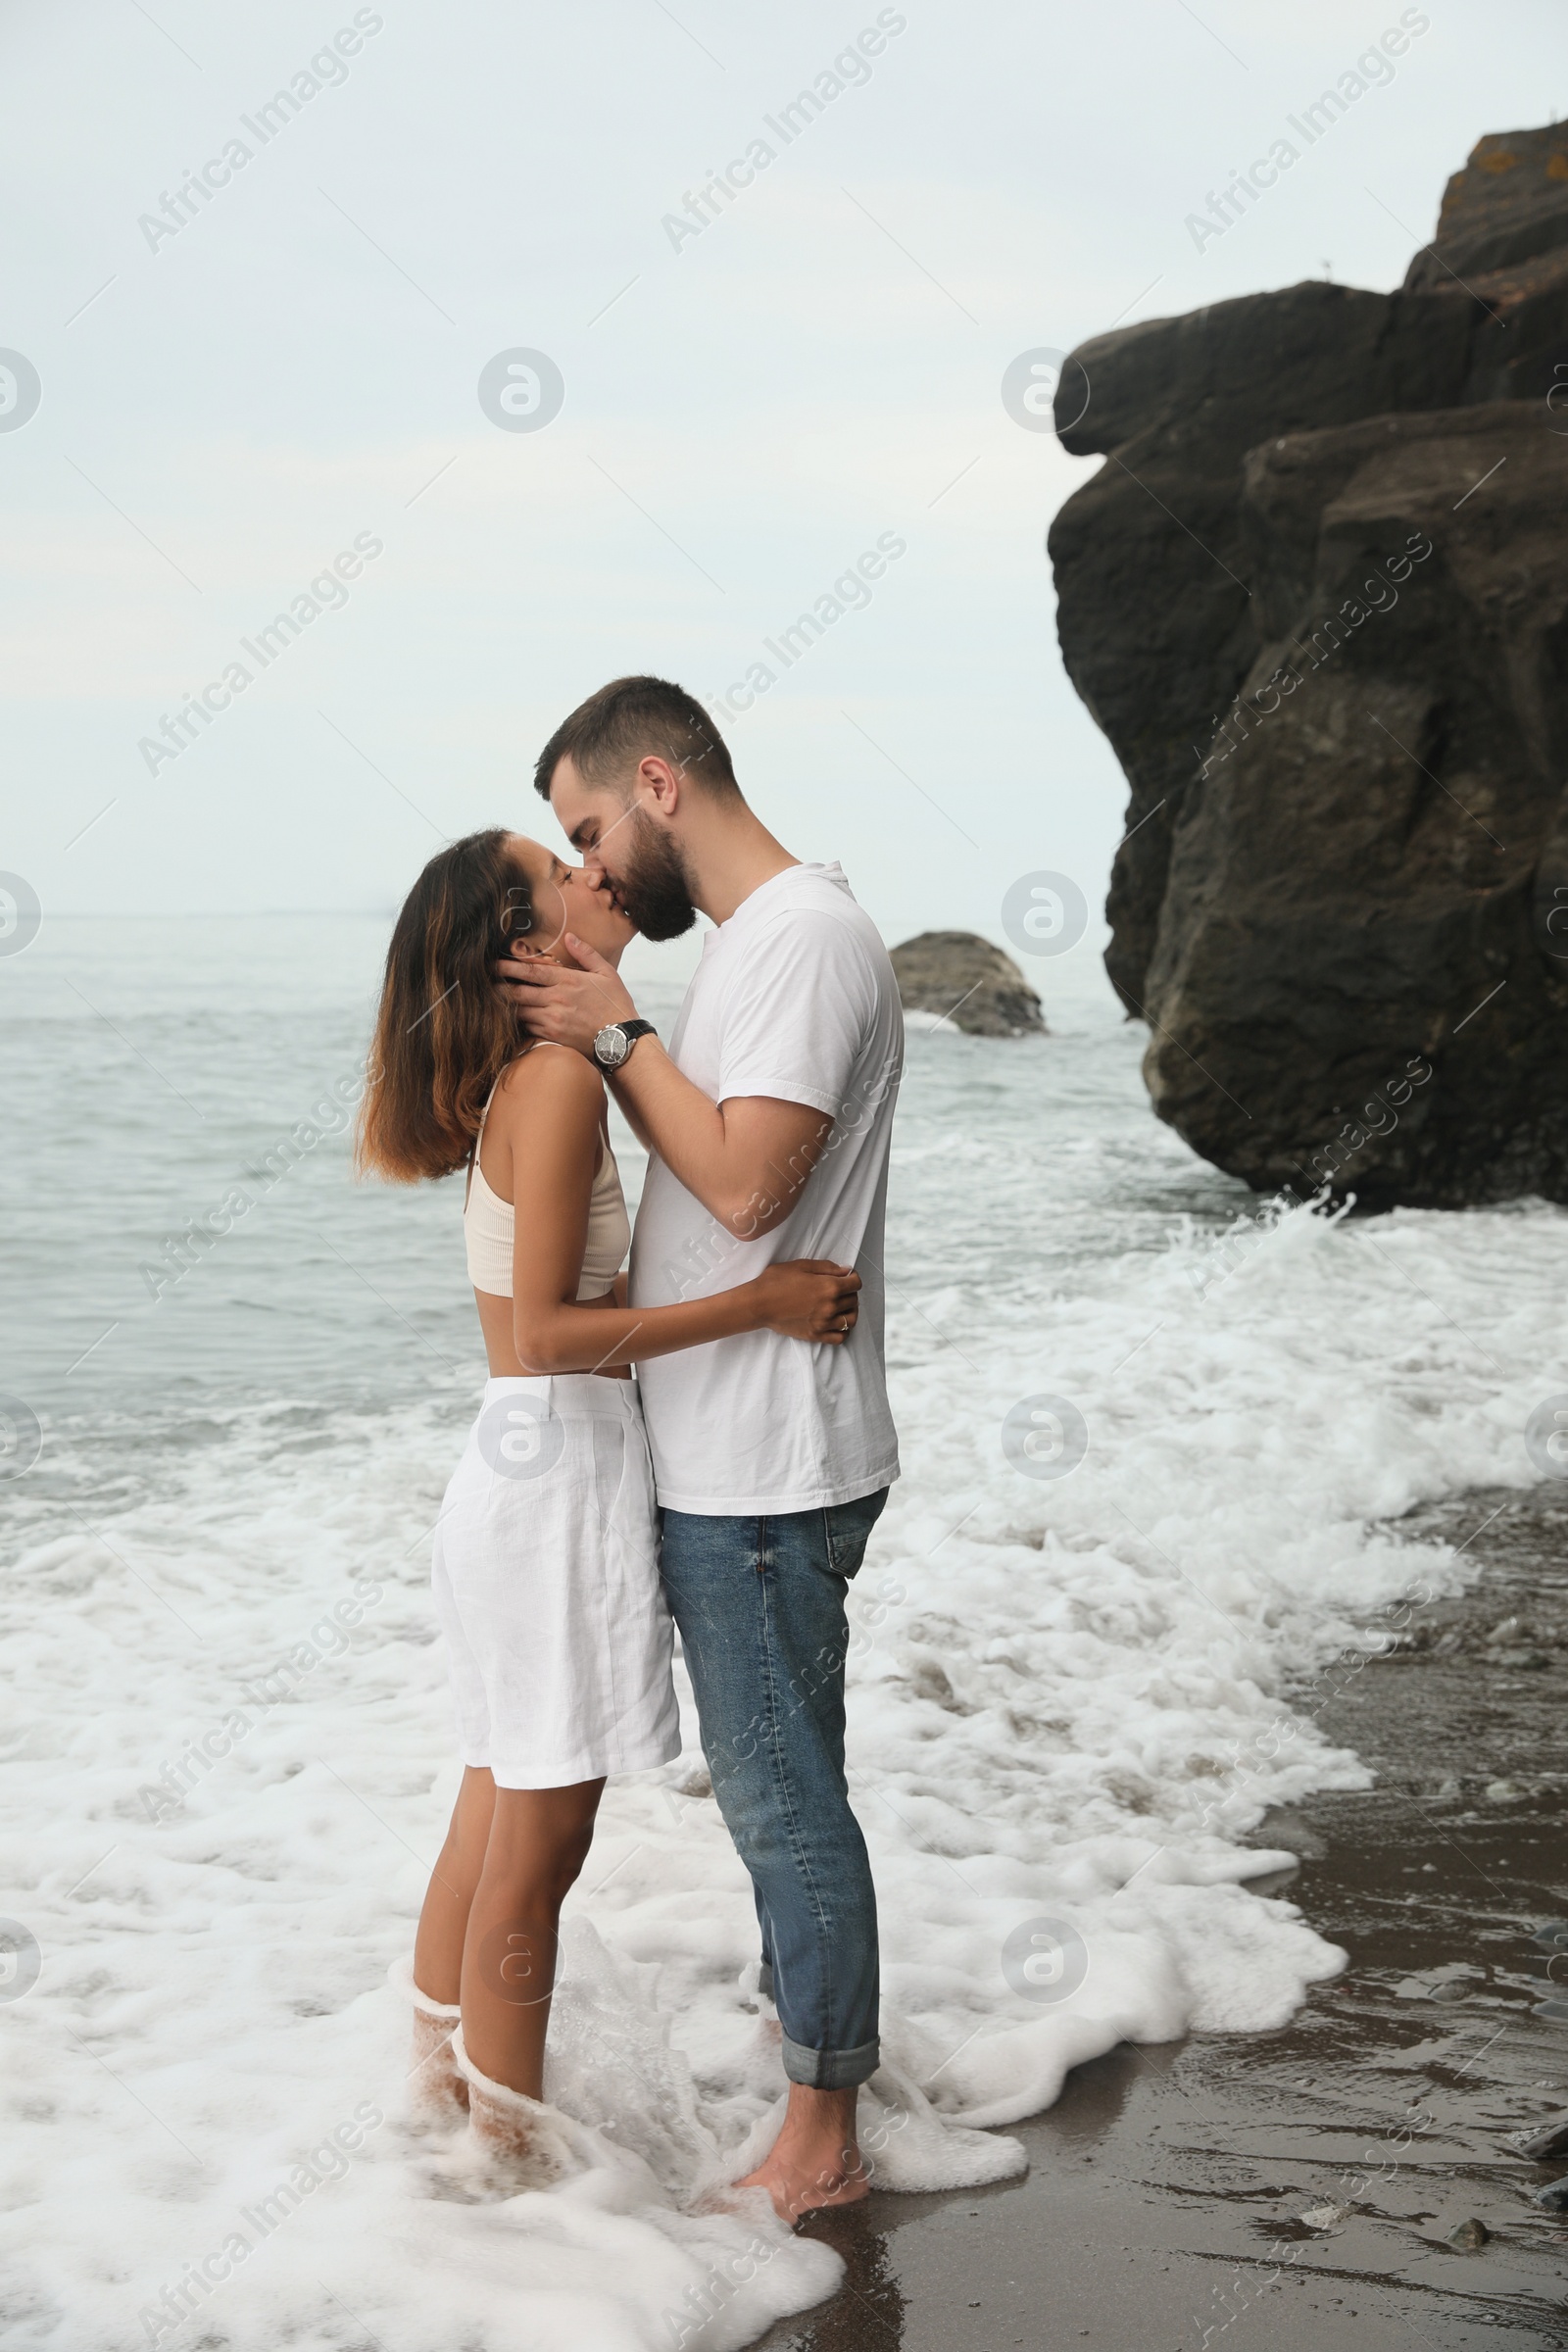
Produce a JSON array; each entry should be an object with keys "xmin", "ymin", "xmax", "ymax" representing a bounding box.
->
[
  {"xmin": 496, "ymin": 1048, "xmax": 857, "ymax": 1357},
  {"xmin": 498, "ymin": 939, "xmax": 832, "ymax": 1237},
  {"xmin": 618, "ymin": 1064, "xmax": 832, "ymax": 1240}
]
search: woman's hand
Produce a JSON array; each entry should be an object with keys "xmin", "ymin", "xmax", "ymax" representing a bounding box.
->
[{"xmin": 750, "ymin": 1260, "xmax": 862, "ymax": 1344}]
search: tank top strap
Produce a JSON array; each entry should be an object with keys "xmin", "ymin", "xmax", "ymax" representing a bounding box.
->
[
  {"xmin": 465, "ymin": 1051, "xmax": 602, "ymax": 1213},
  {"xmin": 464, "ymin": 1081, "xmax": 501, "ymax": 1210}
]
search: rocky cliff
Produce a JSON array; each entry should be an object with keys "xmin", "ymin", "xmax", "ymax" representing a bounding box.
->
[{"xmin": 1049, "ymin": 122, "xmax": 1568, "ymax": 1207}]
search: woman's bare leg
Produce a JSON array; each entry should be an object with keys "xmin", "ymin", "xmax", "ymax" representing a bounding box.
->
[
  {"xmin": 414, "ymin": 1766, "xmax": 497, "ymax": 2004},
  {"xmin": 460, "ymin": 1779, "xmax": 606, "ymax": 2099}
]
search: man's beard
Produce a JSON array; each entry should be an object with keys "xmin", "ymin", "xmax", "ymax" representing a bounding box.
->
[{"xmin": 613, "ymin": 808, "xmax": 698, "ymax": 941}]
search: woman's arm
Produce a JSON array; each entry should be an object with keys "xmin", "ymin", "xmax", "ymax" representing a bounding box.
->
[{"xmin": 491, "ymin": 1048, "xmax": 859, "ymax": 1375}]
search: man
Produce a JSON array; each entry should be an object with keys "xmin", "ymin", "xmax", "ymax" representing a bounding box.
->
[{"xmin": 500, "ymin": 674, "xmax": 902, "ymax": 2220}]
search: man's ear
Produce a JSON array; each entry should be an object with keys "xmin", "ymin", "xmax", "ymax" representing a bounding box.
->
[{"xmin": 637, "ymin": 755, "xmax": 681, "ymax": 817}]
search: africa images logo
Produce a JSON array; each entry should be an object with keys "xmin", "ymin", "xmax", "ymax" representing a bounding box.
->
[
  {"xmin": 0, "ymin": 351, "xmax": 41, "ymax": 432},
  {"xmin": 135, "ymin": 13, "xmax": 385, "ymax": 253},
  {"xmin": 1184, "ymin": 10, "xmax": 1431, "ymax": 252}
]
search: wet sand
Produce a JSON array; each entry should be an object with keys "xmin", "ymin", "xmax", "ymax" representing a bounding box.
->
[{"xmin": 757, "ymin": 1487, "xmax": 1568, "ymax": 2351}]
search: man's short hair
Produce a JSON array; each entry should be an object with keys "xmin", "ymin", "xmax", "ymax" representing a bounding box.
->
[{"xmin": 532, "ymin": 675, "xmax": 739, "ymax": 801}]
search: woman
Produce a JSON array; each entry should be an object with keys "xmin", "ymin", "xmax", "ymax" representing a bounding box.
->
[{"xmin": 356, "ymin": 828, "xmax": 859, "ymax": 2174}]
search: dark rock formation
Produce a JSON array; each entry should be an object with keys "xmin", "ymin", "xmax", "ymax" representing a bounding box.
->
[
  {"xmin": 1149, "ymin": 406, "xmax": 1568, "ymax": 1205},
  {"xmin": 1406, "ymin": 123, "xmax": 1568, "ymax": 290},
  {"xmin": 889, "ymin": 932, "xmax": 1044, "ymax": 1036},
  {"xmin": 1049, "ymin": 122, "xmax": 1568, "ymax": 1207}
]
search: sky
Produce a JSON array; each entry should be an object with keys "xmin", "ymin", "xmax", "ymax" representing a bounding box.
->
[{"xmin": 1, "ymin": 0, "xmax": 1561, "ymax": 966}]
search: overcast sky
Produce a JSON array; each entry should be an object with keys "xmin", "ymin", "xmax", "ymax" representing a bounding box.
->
[{"xmin": 1, "ymin": 0, "xmax": 1558, "ymax": 958}]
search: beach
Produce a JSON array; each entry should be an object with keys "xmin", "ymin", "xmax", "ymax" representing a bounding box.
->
[
  {"xmin": 3, "ymin": 913, "xmax": 1565, "ymax": 2350},
  {"xmin": 760, "ymin": 1487, "xmax": 1568, "ymax": 2349}
]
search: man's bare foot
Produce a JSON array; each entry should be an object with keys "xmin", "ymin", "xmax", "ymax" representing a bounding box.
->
[{"xmin": 738, "ymin": 2085, "xmax": 870, "ymax": 2223}]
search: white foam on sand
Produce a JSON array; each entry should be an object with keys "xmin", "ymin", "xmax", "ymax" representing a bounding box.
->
[{"xmin": 4, "ymin": 1193, "xmax": 1562, "ymax": 2349}]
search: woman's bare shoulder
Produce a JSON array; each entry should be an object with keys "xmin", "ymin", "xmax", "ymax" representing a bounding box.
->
[{"xmin": 490, "ymin": 1045, "xmax": 604, "ymax": 1124}]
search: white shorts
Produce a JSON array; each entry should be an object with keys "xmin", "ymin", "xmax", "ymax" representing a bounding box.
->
[{"xmin": 431, "ymin": 1375, "xmax": 680, "ymax": 1788}]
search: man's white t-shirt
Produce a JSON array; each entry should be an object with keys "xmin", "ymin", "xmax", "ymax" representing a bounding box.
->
[{"xmin": 629, "ymin": 862, "xmax": 903, "ymax": 1515}]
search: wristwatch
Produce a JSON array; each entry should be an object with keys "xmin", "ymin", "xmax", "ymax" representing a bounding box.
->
[{"xmin": 592, "ymin": 1017, "xmax": 657, "ymax": 1071}]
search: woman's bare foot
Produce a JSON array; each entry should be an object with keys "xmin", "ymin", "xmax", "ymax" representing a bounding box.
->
[
  {"xmin": 737, "ymin": 2085, "xmax": 870, "ymax": 2223},
  {"xmin": 450, "ymin": 2027, "xmax": 578, "ymax": 2188},
  {"xmin": 409, "ymin": 2002, "xmax": 469, "ymax": 2120},
  {"xmin": 389, "ymin": 1958, "xmax": 469, "ymax": 2122}
]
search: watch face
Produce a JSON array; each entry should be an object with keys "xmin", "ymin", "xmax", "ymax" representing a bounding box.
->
[{"xmin": 595, "ymin": 1024, "xmax": 628, "ymax": 1068}]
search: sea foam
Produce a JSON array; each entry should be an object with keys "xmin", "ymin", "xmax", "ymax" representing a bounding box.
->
[{"xmin": 5, "ymin": 1184, "xmax": 1560, "ymax": 2348}]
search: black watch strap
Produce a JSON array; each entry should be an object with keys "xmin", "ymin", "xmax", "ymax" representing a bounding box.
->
[{"xmin": 596, "ymin": 1017, "xmax": 657, "ymax": 1070}]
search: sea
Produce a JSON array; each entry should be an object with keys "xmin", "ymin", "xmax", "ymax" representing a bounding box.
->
[{"xmin": 3, "ymin": 913, "xmax": 1563, "ymax": 2351}]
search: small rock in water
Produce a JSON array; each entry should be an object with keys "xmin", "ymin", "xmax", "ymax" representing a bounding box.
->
[
  {"xmin": 888, "ymin": 932, "xmax": 1046, "ymax": 1038},
  {"xmin": 1446, "ymin": 2217, "xmax": 1491, "ymax": 2249},
  {"xmin": 1485, "ymin": 1779, "xmax": 1524, "ymax": 1802},
  {"xmin": 1394, "ymin": 1963, "xmax": 1481, "ymax": 2001},
  {"xmin": 1488, "ymin": 1616, "xmax": 1522, "ymax": 1643},
  {"xmin": 1299, "ymin": 2202, "xmax": 1348, "ymax": 2230},
  {"xmin": 1513, "ymin": 2106, "xmax": 1568, "ymax": 2161},
  {"xmin": 1532, "ymin": 2178, "xmax": 1568, "ymax": 2213},
  {"xmin": 1531, "ymin": 1924, "xmax": 1568, "ymax": 1954}
]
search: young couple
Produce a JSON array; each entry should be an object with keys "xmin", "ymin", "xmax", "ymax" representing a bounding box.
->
[{"xmin": 356, "ymin": 675, "xmax": 904, "ymax": 2220}]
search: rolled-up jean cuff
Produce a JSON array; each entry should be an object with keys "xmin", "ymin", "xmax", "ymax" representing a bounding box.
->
[{"xmin": 782, "ymin": 2033, "xmax": 880, "ymax": 2090}]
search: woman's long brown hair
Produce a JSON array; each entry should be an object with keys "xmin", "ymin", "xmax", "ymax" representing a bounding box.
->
[{"xmin": 356, "ymin": 828, "xmax": 534, "ymax": 1183}]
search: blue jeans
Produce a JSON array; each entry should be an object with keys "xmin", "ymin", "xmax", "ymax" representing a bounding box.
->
[{"xmin": 659, "ymin": 1490, "xmax": 887, "ymax": 2090}]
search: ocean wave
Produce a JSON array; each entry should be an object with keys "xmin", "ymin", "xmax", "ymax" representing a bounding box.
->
[{"xmin": 4, "ymin": 1181, "xmax": 1562, "ymax": 2346}]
